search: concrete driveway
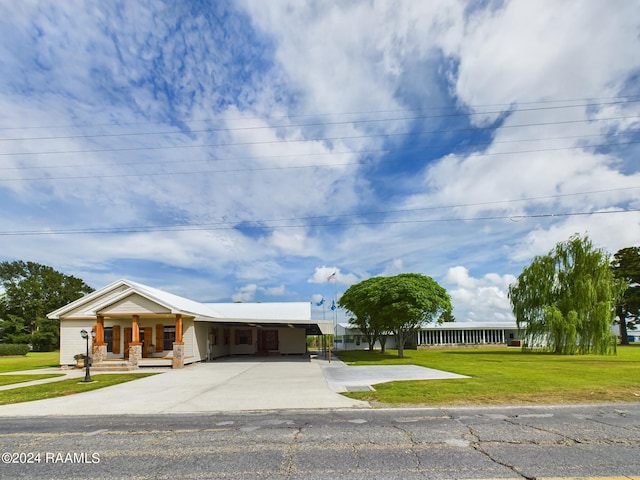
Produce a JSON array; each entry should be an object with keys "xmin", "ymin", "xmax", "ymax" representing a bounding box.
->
[{"xmin": 0, "ymin": 356, "xmax": 467, "ymax": 416}]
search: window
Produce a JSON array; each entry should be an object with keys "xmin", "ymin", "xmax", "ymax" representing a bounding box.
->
[
  {"xmin": 235, "ymin": 329, "xmax": 252, "ymax": 345},
  {"xmin": 163, "ymin": 326, "xmax": 176, "ymax": 351},
  {"xmin": 209, "ymin": 327, "xmax": 218, "ymax": 346},
  {"xmin": 104, "ymin": 327, "xmax": 113, "ymax": 353}
]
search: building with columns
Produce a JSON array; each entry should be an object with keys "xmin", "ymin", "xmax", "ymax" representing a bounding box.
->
[
  {"xmin": 334, "ymin": 321, "xmax": 520, "ymax": 350},
  {"xmin": 49, "ymin": 279, "xmax": 332, "ymax": 369}
]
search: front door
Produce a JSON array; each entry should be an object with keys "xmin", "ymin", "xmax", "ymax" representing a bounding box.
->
[
  {"xmin": 261, "ymin": 330, "xmax": 279, "ymax": 352},
  {"xmin": 142, "ymin": 327, "xmax": 152, "ymax": 358}
]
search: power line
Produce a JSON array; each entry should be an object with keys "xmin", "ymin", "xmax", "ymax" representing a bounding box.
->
[
  {"xmin": 1, "ymin": 94, "xmax": 638, "ymax": 132},
  {"xmin": 0, "ymin": 208, "xmax": 637, "ymax": 237},
  {"xmin": 2, "ymin": 138, "xmax": 638, "ymax": 183},
  {"xmin": 1, "ymin": 115, "xmax": 637, "ymax": 159},
  {"xmin": 2, "ymin": 99, "xmax": 638, "ymax": 142},
  {"xmin": 1, "ymin": 130, "xmax": 631, "ymax": 172}
]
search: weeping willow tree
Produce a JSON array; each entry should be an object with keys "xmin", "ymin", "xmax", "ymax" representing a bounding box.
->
[{"xmin": 508, "ymin": 234, "xmax": 625, "ymax": 355}]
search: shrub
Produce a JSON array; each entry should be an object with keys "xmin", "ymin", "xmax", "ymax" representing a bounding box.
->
[{"xmin": 0, "ymin": 344, "xmax": 31, "ymax": 356}]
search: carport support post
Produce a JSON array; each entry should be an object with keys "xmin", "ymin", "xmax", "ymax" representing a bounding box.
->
[
  {"xmin": 172, "ymin": 314, "xmax": 184, "ymax": 369},
  {"xmin": 129, "ymin": 315, "xmax": 142, "ymax": 367},
  {"xmin": 93, "ymin": 315, "xmax": 107, "ymax": 364}
]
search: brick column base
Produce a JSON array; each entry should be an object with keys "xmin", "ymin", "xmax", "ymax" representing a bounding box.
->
[
  {"xmin": 172, "ymin": 343, "xmax": 184, "ymax": 369},
  {"xmin": 93, "ymin": 344, "xmax": 107, "ymax": 364},
  {"xmin": 129, "ymin": 344, "xmax": 142, "ymax": 367}
]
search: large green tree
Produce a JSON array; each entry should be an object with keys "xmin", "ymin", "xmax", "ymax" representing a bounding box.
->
[
  {"xmin": 508, "ymin": 234, "xmax": 624, "ymax": 355},
  {"xmin": 339, "ymin": 273, "xmax": 451, "ymax": 358},
  {"xmin": 339, "ymin": 277, "xmax": 388, "ymax": 352},
  {"xmin": 611, "ymin": 246, "xmax": 640, "ymax": 345},
  {"xmin": 0, "ymin": 261, "xmax": 94, "ymax": 351}
]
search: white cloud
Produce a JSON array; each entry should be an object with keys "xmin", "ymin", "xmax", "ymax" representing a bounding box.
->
[
  {"xmin": 307, "ymin": 266, "xmax": 359, "ymax": 286},
  {"xmin": 444, "ymin": 0, "xmax": 640, "ymax": 123},
  {"xmin": 444, "ymin": 266, "xmax": 516, "ymax": 322},
  {"xmin": 230, "ymin": 283, "xmax": 288, "ymax": 302},
  {"xmin": 231, "ymin": 284, "xmax": 259, "ymax": 302}
]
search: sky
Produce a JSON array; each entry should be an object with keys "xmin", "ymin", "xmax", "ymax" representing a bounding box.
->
[{"xmin": 1, "ymin": 0, "xmax": 639, "ymax": 323}]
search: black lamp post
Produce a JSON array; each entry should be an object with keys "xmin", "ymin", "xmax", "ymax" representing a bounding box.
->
[{"xmin": 80, "ymin": 328, "xmax": 96, "ymax": 383}]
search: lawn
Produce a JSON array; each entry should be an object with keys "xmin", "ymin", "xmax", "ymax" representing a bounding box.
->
[
  {"xmin": 0, "ymin": 351, "xmax": 158, "ymax": 405},
  {"xmin": 0, "ymin": 351, "xmax": 59, "ymax": 373},
  {"xmin": 337, "ymin": 345, "xmax": 640, "ymax": 406},
  {"xmin": 0, "ymin": 374, "xmax": 64, "ymax": 387},
  {"xmin": 0, "ymin": 373, "xmax": 158, "ymax": 405}
]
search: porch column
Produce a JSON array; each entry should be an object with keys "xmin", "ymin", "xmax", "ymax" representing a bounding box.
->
[
  {"xmin": 93, "ymin": 315, "xmax": 107, "ymax": 363},
  {"xmin": 129, "ymin": 315, "xmax": 142, "ymax": 367},
  {"xmin": 172, "ymin": 314, "xmax": 184, "ymax": 369}
]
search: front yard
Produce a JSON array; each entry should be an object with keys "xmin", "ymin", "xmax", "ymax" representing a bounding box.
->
[{"xmin": 337, "ymin": 345, "xmax": 640, "ymax": 406}]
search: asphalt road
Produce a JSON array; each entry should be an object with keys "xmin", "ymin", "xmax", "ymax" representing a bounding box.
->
[{"xmin": 1, "ymin": 403, "xmax": 639, "ymax": 479}]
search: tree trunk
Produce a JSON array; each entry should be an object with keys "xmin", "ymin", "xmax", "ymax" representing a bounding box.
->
[
  {"xmin": 617, "ymin": 305, "xmax": 629, "ymax": 345},
  {"xmin": 365, "ymin": 332, "xmax": 375, "ymax": 351},
  {"xmin": 379, "ymin": 335, "xmax": 387, "ymax": 353},
  {"xmin": 396, "ymin": 330, "xmax": 404, "ymax": 358}
]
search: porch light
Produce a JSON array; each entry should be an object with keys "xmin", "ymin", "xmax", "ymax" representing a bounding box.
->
[{"xmin": 80, "ymin": 328, "xmax": 96, "ymax": 383}]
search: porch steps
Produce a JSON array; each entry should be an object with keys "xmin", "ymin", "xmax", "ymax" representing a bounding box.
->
[
  {"xmin": 138, "ymin": 358, "xmax": 173, "ymax": 367},
  {"xmin": 90, "ymin": 360, "xmax": 137, "ymax": 372},
  {"xmin": 87, "ymin": 356, "xmax": 195, "ymax": 371}
]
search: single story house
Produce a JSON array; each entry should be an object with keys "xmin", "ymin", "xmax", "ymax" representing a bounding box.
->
[
  {"xmin": 48, "ymin": 279, "xmax": 332, "ymax": 369},
  {"xmin": 335, "ymin": 321, "xmax": 521, "ymax": 350}
]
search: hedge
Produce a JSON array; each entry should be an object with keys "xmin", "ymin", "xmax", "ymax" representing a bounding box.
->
[{"xmin": 0, "ymin": 344, "xmax": 31, "ymax": 356}]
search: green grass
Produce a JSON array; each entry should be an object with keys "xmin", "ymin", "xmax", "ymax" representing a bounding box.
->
[
  {"xmin": 337, "ymin": 345, "xmax": 640, "ymax": 406},
  {"xmin": 0, "ymin": 373, "xmax": 158, "ymax": 405},
  {"xmin": 0, "ymin": 351, "xmax": 158, "ymax": 405},
  {"xmin": 0, "ymin": 351, "xmax": 59, "ymax": 373},
  {"xmin": 0, "ymin": 374, "xmax": 64, "ymax": 387}
]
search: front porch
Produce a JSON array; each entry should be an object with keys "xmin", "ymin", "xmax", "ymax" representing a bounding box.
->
[
  {"xmin": 92, "ymin": 312, "xmax": 189, "ymax": 370},
  {"xmin": 87, "ymin": 355, "xmax": 198, "ymax": 371}
]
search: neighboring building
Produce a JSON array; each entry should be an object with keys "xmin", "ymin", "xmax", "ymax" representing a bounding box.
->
[
  {"xmin": 48, "ymin": 279, "xmax": 332, "ymax": 369},
  {"xmin": 334, "ymin": 321, "xmax": 520, "ymax": 351}
]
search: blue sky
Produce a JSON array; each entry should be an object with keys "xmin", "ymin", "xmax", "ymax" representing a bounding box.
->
[{"xmin": 1, "ymin": 0, "xmax": 639, "ymax": 322}]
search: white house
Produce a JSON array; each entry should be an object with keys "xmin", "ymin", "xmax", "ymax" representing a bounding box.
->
[
  {"xmin": 334, "ymin": 321, "xmax": 521, "ymax": 351},
  {"xmin": 48, "ymin": 279, "xmax": 333, "ymax": 369}
]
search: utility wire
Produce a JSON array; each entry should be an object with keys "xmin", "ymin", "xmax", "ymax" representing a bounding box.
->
[
  {"xmin": 0, "ymin": 186, "xmax": 637, "ymax": 235},
  {"xmin": 2, "ymin": 138, "xmax": 638, "ymax": 182},
  {"xmin": 0, "ymin": 94, "xmax": 638, "ymax": 131},
  {"xmin": 0, "ymin": 209, "xmax": 637, "ymax": 236},
  {"xmin": 1, "ymin": 130, "xmax": 633, "ymax": 172},
  {"xmin": 1, "ymin": 99, "xmax": 638, "ymax": 142},
  {"xmin": 1, "ymin": 115, "xmax": 637, "ymax": 158}
]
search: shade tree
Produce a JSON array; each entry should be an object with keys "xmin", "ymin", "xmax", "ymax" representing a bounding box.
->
[
  {"xmin": 611, "ymin": 246, "xmax": 640, "ymax": 345},
  {"xmin": 508, "ymin": 234, "xmax": 623, "ymax": 355},
  {"xmin": 0, "ymin": 261, "xmax": 94, "ymax": 351},
  {"xmin": 339, "ymin": 273, "xmax": 452, "ymax": 358}
]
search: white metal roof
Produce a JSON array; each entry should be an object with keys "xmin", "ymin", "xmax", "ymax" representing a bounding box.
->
[
  {"xmin": 338, "ymin": 321, "xmax": 517, "ymax": 330},
  {"xmin": 48, "ymin": 279, "xmax": 315, "ymax": 327},
  {"xmin": 204, "ymin": 302, "xmax": 310, "ymax": 321}
]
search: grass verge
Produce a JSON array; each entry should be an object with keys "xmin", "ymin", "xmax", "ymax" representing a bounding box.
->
[
  {"xmin": 0, "ymin": 351, "xmax": 59, "ymax": 373},
  {"xmin": 0, "ymin": 374, "xmax": 64, "ymax": 387},
  {"xmin": 0, "ymin": 373, "xmax": 158, "ymax": 405},
  {"xmin": 337, "ymin": 345, "xmax": 640, "ymax": 406}
]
